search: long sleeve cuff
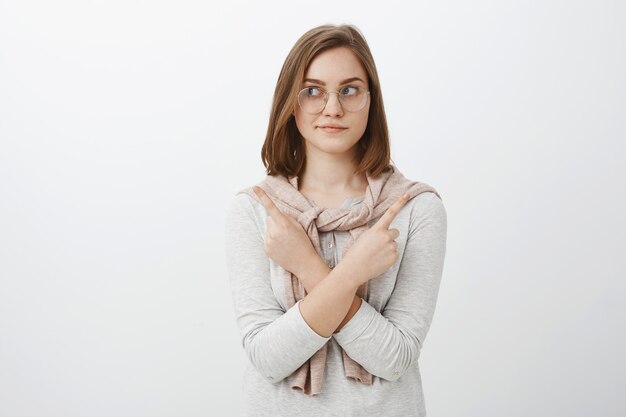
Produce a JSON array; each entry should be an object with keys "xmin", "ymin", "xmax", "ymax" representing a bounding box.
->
[
  {"xmin": 255, "ymin": 299, "xmax": 331, "ymax": 382},
  {"xmin": 293, "ymin": 299, "xmax": 333, "ymax": 344},
  {"xmin": 332, "ymin": 299, "xmax": 378, "ymax": 345}
]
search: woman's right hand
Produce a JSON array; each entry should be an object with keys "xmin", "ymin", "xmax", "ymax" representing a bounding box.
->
[{"xmin": 339, "ymin": 193, "xmax": 410, "ymax": 287}]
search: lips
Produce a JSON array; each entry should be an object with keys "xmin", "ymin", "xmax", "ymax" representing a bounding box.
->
[{"xmin": 317, "ymin": 124, "xmax": 347, "ymax": 133}]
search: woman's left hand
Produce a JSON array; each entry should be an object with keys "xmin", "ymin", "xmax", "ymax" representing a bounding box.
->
[{"xmin": 253, "ymin": 186, "xmax": 318, "ymax": 277}]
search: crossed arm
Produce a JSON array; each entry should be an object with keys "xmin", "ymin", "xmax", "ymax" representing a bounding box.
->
[
  {"xmin": 226, "ymin": 192, "xmax": 447, "ymax": 382},
  {"xmin": 294, "ymin": 251, "xmax": 363, "ymax": 333},
  {"xmin": 252, "ymin": 185, "xmax": 410, "ymax": 339}
]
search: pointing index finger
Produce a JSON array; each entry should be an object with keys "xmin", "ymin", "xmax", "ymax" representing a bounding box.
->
[
  {"xmin": 375, "ymin": 192, "xmax": 410, "ymax": 230},
  {"xmin": 253, "ymin": 186, "xmax": 282, "ymax": 219}
]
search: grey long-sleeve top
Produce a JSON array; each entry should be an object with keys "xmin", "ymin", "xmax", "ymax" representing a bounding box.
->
[{"xmin": 225, "ymin": 189, "xmax": 447, "ymax": 417}]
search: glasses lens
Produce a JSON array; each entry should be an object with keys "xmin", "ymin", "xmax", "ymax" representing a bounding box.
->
[
  {"xmin": 339, "ymin": 88, "xmax": 368, "ymax": 112},
  {"xmin": 298, "ymin": 87, "xmax": 325, "ymax": 114}
]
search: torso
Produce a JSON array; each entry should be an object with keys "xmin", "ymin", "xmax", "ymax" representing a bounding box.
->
[{"xmin": 236, "ymin": 191, "xmax": 441, "ymax": 416}]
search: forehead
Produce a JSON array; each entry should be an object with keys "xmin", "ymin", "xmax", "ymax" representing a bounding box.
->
[{"xmin": 304, "ymin": 47, "xmax": 368, "ymax": 83}]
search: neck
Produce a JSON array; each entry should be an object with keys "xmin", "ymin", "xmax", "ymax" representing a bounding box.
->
[{"xmin": 299, "ymin": 148, "xmax": 366, "ymax": 194}]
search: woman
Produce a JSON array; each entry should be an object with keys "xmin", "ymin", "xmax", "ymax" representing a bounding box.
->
[{"xmin": 225, "ymin": 24, "xmax": 447, "ymax": 417}]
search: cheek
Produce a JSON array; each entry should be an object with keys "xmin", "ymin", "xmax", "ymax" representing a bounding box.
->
[
  {"xmin": 294, "ymin": 111, "xmax": 315, "ymax": 134},
  {"xmin": 356, "ymin": 99, "xmax": 371, "ymax": 130},
  {"xmin": 358, "ymin": 110, "xmax": 370, "ymax": 132}
]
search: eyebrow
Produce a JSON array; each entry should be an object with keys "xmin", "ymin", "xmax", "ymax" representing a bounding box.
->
[{"xmin": 303, "ymin": 77, "xmax": 366, "ymax": 86}]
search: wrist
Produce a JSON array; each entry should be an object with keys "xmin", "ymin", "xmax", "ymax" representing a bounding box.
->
[
  {"xmin": 332, "ymin": 258, "xmax": 363, "ymax": 292},
  {"xmin": 334, "ymin": 295, "xmax": 362, "ymax": 333},
  {"xmin": 296, "ymin": 251, "xmax": 329, "ymax": 291}
]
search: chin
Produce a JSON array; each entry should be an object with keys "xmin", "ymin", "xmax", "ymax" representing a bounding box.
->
[{"xmin": 310, "ymin": 141, "xmax": 360, "ymax": 155}]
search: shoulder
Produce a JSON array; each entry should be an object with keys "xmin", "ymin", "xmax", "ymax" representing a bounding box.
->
[
  {"xmin": 389, "ymin": 167, "xmax": 446, "ymax": 223},
  {"xmin": 406, "ymin": 191, "xmax": 447, "ymax": 235},
  {"xmin": 407, "ymin": 191, "xmax": 446, "ymax": 217},
  {"xmin": 229, "ymin": 189, "xmax": 257, "ymax": 208},
  {"xmin": 225, "ymin": 191, "xmax": 266, "ymax": 234}
]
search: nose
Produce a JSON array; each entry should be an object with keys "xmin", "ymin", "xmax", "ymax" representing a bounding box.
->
[{"xmin": 322, "ymin": 91, "xmax": 344, "ymax": 117}]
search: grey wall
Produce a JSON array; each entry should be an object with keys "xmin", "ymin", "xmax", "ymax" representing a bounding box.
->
[{"xmin": 1, "ymin": 0, "xmax": 624, "ymax": 416}]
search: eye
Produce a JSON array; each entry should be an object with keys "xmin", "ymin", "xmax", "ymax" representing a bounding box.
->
[
  {"xmin": 340, "ymin": 86, "xmax": 359, "ymax": 96},
  {"xmin": 304, "ymin": 86, "xmax": 323, "ymax": 97}
]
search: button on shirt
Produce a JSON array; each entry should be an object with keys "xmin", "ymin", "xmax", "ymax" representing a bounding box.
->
[
  {"xmin": 325, "ymin": 233, "xmax": 337, "ymax": 269},
  {"xmin": 226, "ymin": 190, "xmax": 447, "ymax": 417}
]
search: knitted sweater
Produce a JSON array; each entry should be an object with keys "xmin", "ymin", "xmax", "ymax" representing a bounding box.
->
[{"xmin": 225, "ymin": 189, "xmax": 447, "ymax": 417}]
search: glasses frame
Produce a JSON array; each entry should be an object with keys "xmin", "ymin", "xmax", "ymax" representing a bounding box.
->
[{"xmin": 296, "ymin": 86, "xmax": 371, "ymax": 115}]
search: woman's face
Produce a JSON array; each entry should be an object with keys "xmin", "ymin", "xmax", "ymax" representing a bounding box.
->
[{"xmin": 294, "ymin": 47, "xmax": 370, "ymax": 159}]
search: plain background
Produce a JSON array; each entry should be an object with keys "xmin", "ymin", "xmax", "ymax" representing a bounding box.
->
[{"xmin": 1, "ymin": 0, "xmax": 625, "ymax": 416}]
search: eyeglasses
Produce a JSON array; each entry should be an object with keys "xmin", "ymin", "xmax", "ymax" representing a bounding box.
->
[{"xmin": 297, "ymin": 86, "xmax": 370, "ymax": 114}]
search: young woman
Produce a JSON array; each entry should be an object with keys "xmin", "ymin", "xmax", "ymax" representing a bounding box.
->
[{"xmin": 225, "ymin": 24, "xmax": 447, "ymax": 417}]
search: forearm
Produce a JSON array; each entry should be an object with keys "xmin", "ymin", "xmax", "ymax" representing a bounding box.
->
[
  {"xmin": 298, "ymin": 259, "xmax": 363, "ymax": 338},
  {"xmin": 333, "ymin": 193, "xmax": 448, "ymax": 380},
  {"xmin": 297, "ymin": 254, "xmax": 362, "ymax": 334},
  {"xmin": 227, "ymin": 194, "xmax": 332, "ymax": 381},
  {"xmin": 296, "ymin": 255, "xmax": 418, "ymax": 381}
]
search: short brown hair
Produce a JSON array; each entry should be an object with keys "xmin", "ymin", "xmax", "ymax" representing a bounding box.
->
[{"xmin": 261, "ymin": 24, "xmax": 392, "ymax": 179}]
